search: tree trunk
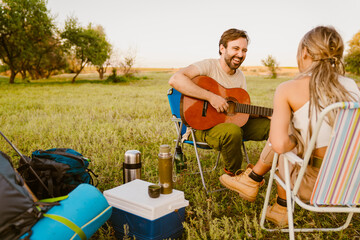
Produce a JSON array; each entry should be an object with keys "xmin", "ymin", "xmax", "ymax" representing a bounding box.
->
[
  {"xmin": 72, "ymin": 71, "xmax": 80, "ymax": 83},
  {"xmin": 97, "ymin": 67, "xmax": 105, "ymax": 80},
  {"xmin": 46, "ymin": 71, "xmax": 52, "ymax": 79},
  {"xmin": 9, "ymin": 70, "xmax": 16, "ymax": 84},
  {"xmin": 72, "ymin": 62, "xmax": 87, "ymax": 83},
  {"xmin": 20, "ymin": 70, "xmax": 27, "ymax": 80},
  {"xmin": 29, "ymin": 71, "xmax": 35, "ymax": 80},
  {"xmin": 72, "ymin": 66, "xmax": 84, "ymax": 83},
  {"xmin": 99, "ymin": 69, "xmax": 104, "ymax": 80}
]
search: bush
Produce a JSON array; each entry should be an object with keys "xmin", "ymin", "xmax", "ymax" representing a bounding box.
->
[
  {"xmin": 111, "ymin": 75, "xmax": 129, "ymax": 83},
  {"xmin": 106, "ymin": 68, "xmax": 147, "ymax": 83},
  {"xmin": 261, "ymin": 55, "xmax": 279, "ymax": 79},
  {"xmin": 106, "ymin": 68, "xmax": 128, "ymax": 83},
  {"xmin": 345, "ymin": 50, "xmax": 360, "ymax": 76}
]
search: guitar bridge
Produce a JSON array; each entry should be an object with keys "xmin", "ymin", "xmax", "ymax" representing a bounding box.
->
[{"xmin": 202, "ymin": 101, "xmax": 208, "ymax": 117}]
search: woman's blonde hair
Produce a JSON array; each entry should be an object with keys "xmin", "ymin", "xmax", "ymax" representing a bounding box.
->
[{"xmin": 293, "ymin": 26, "xmax": 356, "ymax": 155}]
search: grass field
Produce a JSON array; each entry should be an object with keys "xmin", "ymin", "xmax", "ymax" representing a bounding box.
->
[{"xmin": 0, "ymin": 71, "xmax": 359, "ymax": 239}]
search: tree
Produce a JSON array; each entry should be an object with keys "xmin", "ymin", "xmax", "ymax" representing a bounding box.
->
[
  {"xmin": 96, "ymin": 59, "xmax": 111, "ymax": 80},
  {"xmin": 61, "ymin": 17, "xmax": 112, "ymax": 83},
  {"xmin": 89, "ymin": 25, "xmax": 112, "ymax": 80},
  {"xmin": 0, "ymin": 0, "xmax": 54, "ymax": 83},
  {"xmin": 345, "ymin": 51, "xmax": 360, "ymax": 75},
  {"xmin": 261, "ymin": 55, "xmax": 279, "ymax": 79},
  {"xmin": 32, "ymin": 36, "xmax": 67, "ymax": 79},
  {"xmin": 348, "ymin": 31, "xmax": 360, "ymax": 52},
  {"xmin": 120, "ymin": 48, "xmax": 137, "ymax": 77},
  {"xmin": 344, "ymin": 31, "xmax": 360, "ymax": 75}
]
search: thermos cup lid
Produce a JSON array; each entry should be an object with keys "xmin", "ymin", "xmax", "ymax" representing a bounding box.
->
[
  {"xmin": 159, "ymin": 145, "xmax": 170, "ymax": 154},
  {"xmin": 148, "ymin": 184, "xmax": 161, "ymax": 198},
  {"xmin": 124, "ymin": 150, "xmax": 141, "ymax": 164}
]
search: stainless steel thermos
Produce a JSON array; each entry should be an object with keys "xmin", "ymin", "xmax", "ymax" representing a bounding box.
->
[
  {"xmin": 123, "ymin": 150, "xmax": 141, "ymax": 183},
  {"xmin": 158, "ymin": 144, "xmax": 173, "ymax": 194}
]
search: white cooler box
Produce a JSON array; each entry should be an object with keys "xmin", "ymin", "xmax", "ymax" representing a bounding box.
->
[{"xmin": 104, "ymin": 179, "xmax": 189, "ymax": 240}]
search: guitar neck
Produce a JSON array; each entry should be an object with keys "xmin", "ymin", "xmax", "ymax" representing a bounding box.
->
[{"xmin": 235, "ymin": 103, "xmax": 273, "ymax": 116}]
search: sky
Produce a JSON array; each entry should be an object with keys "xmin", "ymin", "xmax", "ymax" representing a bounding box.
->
[{"xmin": 46, "ymin": 0, "xmax": 360, "ymax": 68}]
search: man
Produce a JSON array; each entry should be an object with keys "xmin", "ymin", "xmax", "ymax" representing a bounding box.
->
[{"xmin": 169, "ymin": 28, "xmax": 270, "ymax": 199}]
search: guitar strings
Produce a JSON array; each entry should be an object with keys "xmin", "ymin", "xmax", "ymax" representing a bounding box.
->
[{"xmin": 235, "ymin": 102, "xmax": 273, "ymax": 116}]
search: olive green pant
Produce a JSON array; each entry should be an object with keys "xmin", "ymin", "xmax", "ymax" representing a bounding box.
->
[{"xmin": 192, "ymin": 117, "xmax": 270, "ymax": 174}]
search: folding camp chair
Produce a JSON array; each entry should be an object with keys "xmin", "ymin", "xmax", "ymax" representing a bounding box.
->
[
  {"xmin": 260, "ymin": 102, "xmax": 360, "ymax": 240},
  {"xmin": 167, "ymin": 88, "xmax": 249, "ymax": 194}
]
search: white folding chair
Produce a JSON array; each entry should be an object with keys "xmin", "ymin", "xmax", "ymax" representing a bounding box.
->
[
  {"xmin": 167, "ymin": 88, "xmax": 249, "ymax": 194},
  {"xmin": 260, "ymin": 102, "xmax": 360, "ymax": 239}
]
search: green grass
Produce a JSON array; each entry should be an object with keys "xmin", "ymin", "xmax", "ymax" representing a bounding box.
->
[{"xmin": 0, "ymin": 72, "xmax": 359, "ymax": 240}]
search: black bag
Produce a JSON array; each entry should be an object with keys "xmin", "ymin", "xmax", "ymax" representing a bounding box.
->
[
  {"xmin": 0, "ymin": 151, "xmax": 43, "ymax": 240},
  {"xmin": 18, "ymin": 148, "xmax": 98, "ymax": 199},
  {"xmin": 0, "ymin": 131, "xmax": 72, "ymax": 239}
]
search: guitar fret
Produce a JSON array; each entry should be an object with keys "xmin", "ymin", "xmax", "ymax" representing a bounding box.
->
[{"xmin": 235, "ymin": 103, "xmax": 273, "ymax": 116}]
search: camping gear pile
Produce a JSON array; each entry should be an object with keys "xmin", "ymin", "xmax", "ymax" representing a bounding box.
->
[
  {"xmin": 0, "ymin": 131, "xmax": 111, "ymax": 240},
  {"xmin": 0, "ymin": 129, "xmax": 189, "ymax": 240}
]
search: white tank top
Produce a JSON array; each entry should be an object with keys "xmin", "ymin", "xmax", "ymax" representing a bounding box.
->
[{"xmin": 292, "ymin": 75, "xmax": 360, "ymax": 148}]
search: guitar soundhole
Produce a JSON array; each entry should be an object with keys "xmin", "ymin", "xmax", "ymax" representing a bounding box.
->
[{"xmin": 227, "ymin": 101, "xmax": 235, "ymax": 116}]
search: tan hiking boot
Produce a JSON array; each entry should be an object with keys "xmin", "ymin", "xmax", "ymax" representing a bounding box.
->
[
  {"xmin": 265, "ymin": 202, "xmax": 288, "ymax": 227},
  {"xmin": 219, "ymin": 164, "xmax": 264, "ymax": 202}
]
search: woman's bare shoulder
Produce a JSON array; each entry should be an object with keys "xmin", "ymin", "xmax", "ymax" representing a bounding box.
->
[{"xmin": 276, "ymin": 75, "xmax": 310, "ymax": 94}]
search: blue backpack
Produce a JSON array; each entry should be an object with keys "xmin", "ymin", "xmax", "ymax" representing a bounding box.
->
[{"xmin": 18, "ymin": 148, "xmax": 97, "ymax": 199}]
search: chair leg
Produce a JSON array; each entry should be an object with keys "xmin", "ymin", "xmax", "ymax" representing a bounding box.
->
[
  {"xmin": 260, "ymin": 154, "xmax": 356, "ymax": 237},
  {"xmin": 342, "ymin": 212, "xmax": 354, "ymax": 230},
  {"xmin": 195, "ymin": 151, "xmax": 207, "ymax": 193},
  {"xmin": 171, "ymin": 122, "xmax": 184, "ymax": 182},
  {"xmin": 172, "ymin": 121, "xmax": 184, "ymax": 162},
  {"xmin": 283, "ymin": 158, "xmax": 295, "ymax": 240},
  {"xmin": 190, "ymin": 130, "xmax": 225, "ymax": 195},
  {"xmin": 191, "ymin": 129, "xmax": 209, "ymax": 193},
  {"xmin": 260, "ymin": 153, "xmax": 278, "ymax": 229}
]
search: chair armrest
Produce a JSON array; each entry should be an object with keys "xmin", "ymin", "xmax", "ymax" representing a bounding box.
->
[
  {"xmin": 283, "ymin": 151, "xmax": 303, "ymax": 166},
  {"xmin": 171, "ymin": 117, "xmax": 182, "ymax": 123}
]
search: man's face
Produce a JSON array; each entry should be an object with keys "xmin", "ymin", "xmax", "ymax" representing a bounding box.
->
[{"xmin": 220, "ymin": 38, "xmax": 248, "ymax": 70}]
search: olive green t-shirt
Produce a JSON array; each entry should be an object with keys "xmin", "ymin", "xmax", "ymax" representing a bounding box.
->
[{"xmin": 192, "ymin": 58, "xmax": 247, "ymax": 90}]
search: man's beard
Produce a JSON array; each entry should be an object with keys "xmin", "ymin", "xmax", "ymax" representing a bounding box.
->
[{"xmin": 225, "ymin": 55, "xmax": 244, "ymax": 70}]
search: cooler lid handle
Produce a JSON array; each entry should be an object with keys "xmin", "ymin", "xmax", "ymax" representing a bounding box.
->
[{"xmin": 168, "ymin": 200, "xmax": 189, "ymax": 211}]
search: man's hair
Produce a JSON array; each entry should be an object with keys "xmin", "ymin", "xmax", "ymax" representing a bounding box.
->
[{"xmin": 218, "ymin": 28, "xmax": 249, "ymax": 55}]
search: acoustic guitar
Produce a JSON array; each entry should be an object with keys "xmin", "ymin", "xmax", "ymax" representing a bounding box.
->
[{"xmin": 180, "ymin": 76, "xmax": 273, "ymax": 130}]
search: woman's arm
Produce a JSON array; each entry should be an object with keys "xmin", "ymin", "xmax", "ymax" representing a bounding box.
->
[{"xmin": 269, "ymin": 82, "xmax": 297, "ymax": 153}]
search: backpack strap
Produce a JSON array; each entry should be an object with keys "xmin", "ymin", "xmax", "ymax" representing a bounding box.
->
[
  {"xmin": 86, "ymin": 169, "xmax": 98, "ymax": 186},
  {"xmin": 38, "ymin": 150, "xmax": 87, "ymax": 166},
  {"xmin": 43, "ymin": 213, "xmax": 87, "ymax": 240},
  {"xmin": 44, "ymin": 170, "xmax": 54, "ymax": 197},
  {"xmin": 37, "ymin": 195, "xmax": 69, "ymax": 204}
]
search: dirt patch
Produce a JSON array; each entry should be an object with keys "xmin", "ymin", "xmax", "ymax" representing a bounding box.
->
[
  {"xmin": 134, "ymin": 66, "xmax": 300, "ymax": 77},
  {"xmin": 240, "ymin": 66, "xmax": 299, "ymax": 77}
]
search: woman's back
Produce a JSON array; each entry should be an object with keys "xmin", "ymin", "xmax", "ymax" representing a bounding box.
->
[{"xmin": 287, "ymin": 75, "xmax": 360, "ymax": 157}]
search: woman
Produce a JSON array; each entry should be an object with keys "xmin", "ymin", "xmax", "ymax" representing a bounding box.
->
[{"xmin": 232, "ymin": 26, "xmax": 360, "ymax": 227}]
